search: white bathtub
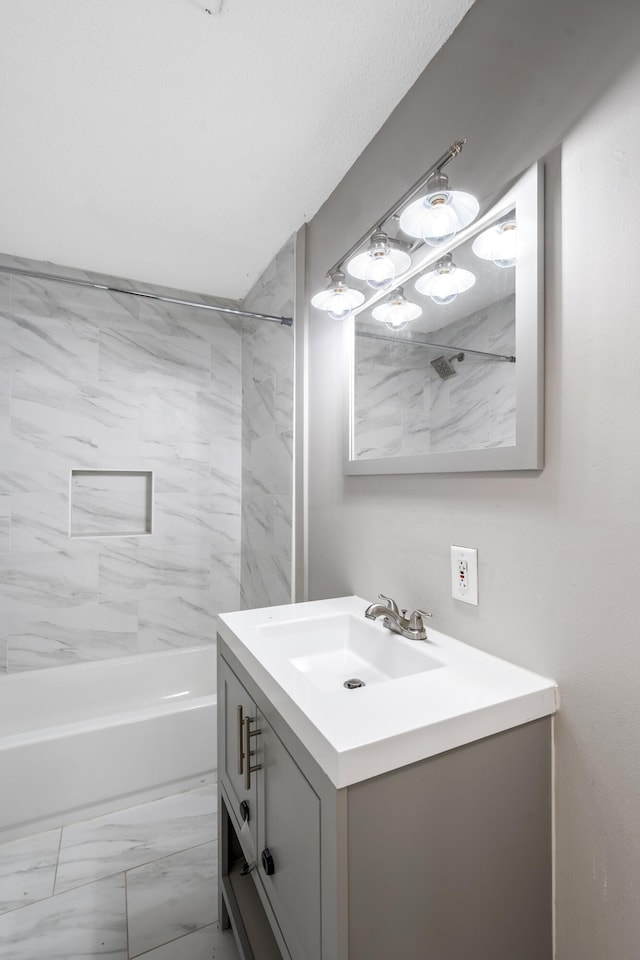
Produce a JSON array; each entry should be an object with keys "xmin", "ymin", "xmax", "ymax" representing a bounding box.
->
[{"xmin": 0, "ymin": 645, "xmax": 217, "ymax": 841}]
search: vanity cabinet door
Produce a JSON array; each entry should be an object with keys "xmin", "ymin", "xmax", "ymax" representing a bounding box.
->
[
  {"xmin": 256, "ymin": 710, "xmax": 322, "ymax": 960},
  {"xmin": 219, "ymin": 658, "xmax": 258, "ymax": 858}
]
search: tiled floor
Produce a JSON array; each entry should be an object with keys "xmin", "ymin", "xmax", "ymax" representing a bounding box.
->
[{"xmin": 0, "ymin": 782, "xmax": 240, "ymax": 959}]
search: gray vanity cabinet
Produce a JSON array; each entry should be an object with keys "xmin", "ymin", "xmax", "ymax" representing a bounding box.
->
[
  {"xmin": 220, "ymin": 657, "xmax": 258, "ymax": 855},
  {"xmin": 219, "ymin": 654, "xmax": 322, "ymax": 960},
  {"xmin": 218, "ymin": 639, "xmax": 553, "ymax": 960},
  {"xmin": 256, "ymin": 710, "xmax": 321, "ymax": 960}
]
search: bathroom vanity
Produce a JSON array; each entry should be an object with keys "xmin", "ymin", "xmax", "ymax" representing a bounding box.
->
[{"xmin": 216, "ymin": 596, "xmax": 557, "ymax": 960}]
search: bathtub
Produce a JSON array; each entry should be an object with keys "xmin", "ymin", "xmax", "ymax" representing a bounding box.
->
[{"xmin": 0, "ymin": 645, "xmax": 217, "ymax": 841}]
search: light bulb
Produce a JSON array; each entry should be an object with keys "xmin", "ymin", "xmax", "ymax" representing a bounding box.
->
[
  {"xmin": 310, "ymin": 271, "xmax": 365, "ymax": 319},
  {"xmin": 429, "ymin": 270, "xmax": 458, "ymax": 305},
  {"xmin": 419, "ymin": 193, "xmax": 460, "ymax": 246},
  {"xmin": 493, "ymin": 221, "xmax": 517, "ymax": 267},
  {"xmin": 326, "ymin": 291, "xmax": 354, "ymax": 321},
  {"xmin": 399, "ymin": 170, "xmax": 479, "ymax": 246},
  {"xmin": 472, "ymin": 219, "xmax": 517, "ymax": 268},
  {"xmin": 363, "ymin": 251, "xmax": 396, "ymax": 290},
  {"xmin": 347, "ymin": 230, "xmax": 411, "ymax": 290},
  {"xmin": 371, "ymin": 288, "xmax": 422, "ymax": 328},
  {"xmin": 346, "ymin": 232, "xmax": 412, "ymax": 291},
  {"xmin": 385, "ymin": 319, "xmax": 409, "ymax": 332},
  {"xmin": 383, "ymin": 309, "xmax": 410, "ymax": 332},
  {"xmin": 414, "ymin": 255, "xmax": 476, "ymax": 305}
]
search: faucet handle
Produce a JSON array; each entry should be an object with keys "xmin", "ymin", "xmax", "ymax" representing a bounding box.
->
[
  {"xmin": 378, "ymin": 593, "xmax": 399, "ymax": 614},
  {"xmin": 408, "ymin": 609, "xmax": 433, "ymax": 630}
]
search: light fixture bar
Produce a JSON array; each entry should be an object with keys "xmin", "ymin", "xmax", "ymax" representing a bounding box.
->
[
  {"xmin": 326, "ymin": 140, "xmax": 467, "ymax": 278},
  {"xmin": 0, "ymin": 264, "xmax": 294, "ymax": 326},
  {"xmin": 351, "ymin": 189, "xmax": 517, "ymax": 322},
  {"xmin": 356, "ymin": 329, "xmax": 515, "ymax": 363}
]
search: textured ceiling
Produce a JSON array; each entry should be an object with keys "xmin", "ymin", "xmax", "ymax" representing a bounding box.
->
[{"xmin": 0, "ymin": 0, "xmax": 475, "ymax": 299}]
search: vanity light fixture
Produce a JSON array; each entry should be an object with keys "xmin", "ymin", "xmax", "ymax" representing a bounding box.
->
[
  {"xmin": 346, "ymin": 231, "xmax": 412, "ymax": 291},
  {"xmin": 398, "ymin": 169, "xmax": 479, "ymax": 247},
  {"xmin": 472, "ymin": 217, "xmax": 517, "ymax": 268},
  {"xmin": 310, "ymin": 140, "xmax": 479, "ymax": 320},
  {"xmin": 414, "ymin": 253, "xmax": 476, "ymax": 305},
  {"xmin": 371, "ymin": 287, "xmax": 422, "ymax": 332},
  {"xmin": 310, "ymin": 270, "xmax": 365, "ymax": 320}
]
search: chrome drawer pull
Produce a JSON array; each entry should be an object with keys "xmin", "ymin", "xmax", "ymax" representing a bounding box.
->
[
  {"xmin": 243, "ymin": 715, "xmax": 263, "ymax": 791},
  {"xmin": 237, "ymin": 705, "xmax": 245, "ymax": 775}
]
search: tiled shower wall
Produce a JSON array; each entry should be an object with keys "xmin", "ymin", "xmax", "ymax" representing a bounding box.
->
[
  {"xmin": 240, "ymin": 237, "xmax": 295, "ymax": 609},
  {"xmin": 354, "ymin": 295, "xmax": 516, "ymax": 458},
  {"xmin": 0, "ymin": 255, "xmax": 243, "ymax": 673}
]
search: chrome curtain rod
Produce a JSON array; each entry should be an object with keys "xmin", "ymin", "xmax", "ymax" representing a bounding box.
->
[
  {"xmin": 356, "ymin": 329, "xmax": 515, "ymax": 363},
  {"xmin": 327, "ymin": 140, "xmax": 467, "ymax": 277},
  {"xmin": 0, "ymin": 265, "xmax": 294, "ymax": 326}
]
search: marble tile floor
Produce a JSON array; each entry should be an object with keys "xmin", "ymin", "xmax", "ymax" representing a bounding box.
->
[{"xmin": 0, "ymin": 781, "xmax": 240, "ymax": 959}]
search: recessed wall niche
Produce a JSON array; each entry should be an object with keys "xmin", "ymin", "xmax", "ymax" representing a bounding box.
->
[{"xmin": 69, "ymin": 470, "xmax": 153, "ymax": 539}]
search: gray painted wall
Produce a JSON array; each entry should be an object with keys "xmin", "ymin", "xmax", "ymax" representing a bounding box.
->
[{"xmin": 304, "ymin": 1, "xmax": 640, "ymax": 956}]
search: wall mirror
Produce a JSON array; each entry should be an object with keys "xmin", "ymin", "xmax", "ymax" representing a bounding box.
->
[{"xmin": 345, "ymin": 162, "xmax": 543, "ymax": 474}]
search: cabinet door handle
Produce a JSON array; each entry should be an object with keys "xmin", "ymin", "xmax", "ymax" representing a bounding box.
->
[
  {"xmin": 261, "ymin": 847, "xmax": 275, "ymax": 876},
  {"xmin": 237, "ymin": 705, "xmax": 245, "ymax": 776},
  {"xmin": 243, "ymin": 715, "xmax": 263, "ymax": 791}
]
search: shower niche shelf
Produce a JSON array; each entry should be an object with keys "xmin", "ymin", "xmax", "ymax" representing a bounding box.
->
[{"xmin": 69, "ymin": 469, "xmax": 154, "ymax": 539}]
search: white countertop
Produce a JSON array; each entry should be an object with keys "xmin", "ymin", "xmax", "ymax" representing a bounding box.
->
[{"xmin": 218, "ymin": 596, "xmax": 558, "ymax": 788}]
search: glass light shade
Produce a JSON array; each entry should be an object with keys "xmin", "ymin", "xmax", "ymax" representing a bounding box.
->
[
  {"xmin": 347, "ymin": 246, "xmax": 412, "ymax": 290},
  {"xmin": 414, "ymin": 258, "xmax": 476, "ymax": 305},
  {"xmin": 311, "ymin": 273, "xmax": 365, "ymax": 320},
  {"xmin": 472, "ymin": 219, "xmax": 517, "ymax": 268},
  {"xmin": 371, "ymin": 291, "xmax": 422, "ymax": 330},
  {"xmin": 399, "ymin": 189, "xmax": 479, "ymax": 246}
]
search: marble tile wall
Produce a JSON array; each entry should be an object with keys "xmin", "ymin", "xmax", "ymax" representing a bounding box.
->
[
  {"xmin": 70, "ymin": 471, "xmax": 153, "ymax": 537},
  {"xmin": 354, "ymin": 295, "xmax": 516, "ymax": 459},
  {"xmin": 0, "ymin": 253, "xmax": 243, "ymax": 672},
  {"xmin": 240, "ymin": 237, "xmax": 295, "ymax": 609}
]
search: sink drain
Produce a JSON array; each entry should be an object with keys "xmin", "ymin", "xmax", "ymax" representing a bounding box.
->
[{"xmin": 344, "ymin": 678, "xmax": 365, "ymax": 689}]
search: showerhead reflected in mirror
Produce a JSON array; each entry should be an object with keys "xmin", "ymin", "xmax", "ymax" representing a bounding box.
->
[
  {"xmin": 353, "ymin": 221, "xmax": 516, "ymax": 459},
  {"xmin": 345, "ymin": 162, "xmax": 543, "ymax": 474}
]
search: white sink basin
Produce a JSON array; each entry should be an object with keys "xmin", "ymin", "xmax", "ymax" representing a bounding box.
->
[
  {"xmin": 218, "ymin": 596, "xmax": 558, "ymax": 788},
  {"xmin": 258, "ymin": 613, "xmax": 442, "ymax": 692}
]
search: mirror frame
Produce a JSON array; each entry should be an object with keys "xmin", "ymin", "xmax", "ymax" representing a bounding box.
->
[{"xmin": 344, "ymin": 161, "xmax": 544, "ymax": 475}]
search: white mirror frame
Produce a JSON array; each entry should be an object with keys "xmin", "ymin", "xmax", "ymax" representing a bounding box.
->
[{"xmin": 344, "ymin": 161, "xmax": 544, "ymax": 475}]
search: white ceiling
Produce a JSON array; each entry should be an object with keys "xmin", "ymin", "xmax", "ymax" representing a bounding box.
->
[{"xmin": 0, "ymin": 0, "xmax": 475, "ymax": 300}]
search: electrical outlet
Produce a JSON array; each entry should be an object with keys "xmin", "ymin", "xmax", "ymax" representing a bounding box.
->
[{"xmin": 451, "ymin": 546, "xmax": 478, "ymax": 605}]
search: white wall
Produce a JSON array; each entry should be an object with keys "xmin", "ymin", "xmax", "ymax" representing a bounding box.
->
[{"xmin": 305, "ymin": 1, "xmax": 640, "ymax": 956}]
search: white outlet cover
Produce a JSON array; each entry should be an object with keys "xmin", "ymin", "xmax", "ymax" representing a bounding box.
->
[{"xmin": 451, "ymin": 546, "xmax": 478, "ymax": 605}]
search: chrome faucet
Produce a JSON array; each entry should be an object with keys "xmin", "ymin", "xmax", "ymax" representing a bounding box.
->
[{"xmin": 364, "ymin": 594, "xmax": 432, "ymax": 641}]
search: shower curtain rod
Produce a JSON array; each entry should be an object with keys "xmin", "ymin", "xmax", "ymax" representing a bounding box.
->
[
  {"xmin": 0, "ymin": 265, "xmax": 294, "ymax": 326},
  {"xmin": 356, "ymin": 329, "xmax": 515, "ymax": 363}
]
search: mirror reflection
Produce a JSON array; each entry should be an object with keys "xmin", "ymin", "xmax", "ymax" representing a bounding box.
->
[{"xmin": 352, "ymin": 207, "xmax": 517, "ymax": 460}]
